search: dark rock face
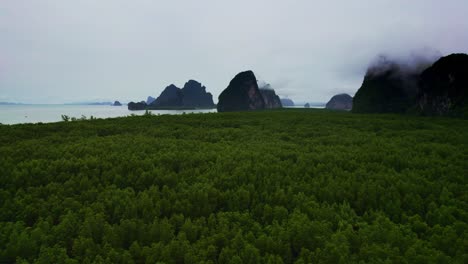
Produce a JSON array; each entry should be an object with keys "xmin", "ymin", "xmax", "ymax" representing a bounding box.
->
[
  {"xmin": 418, "ymin": 54, "xmax": 468, "ymax": 116},
  {"xmin": 259, "ymin": 85, "xmax": 282, "ymax": 109},
  {"xmin": 217, "ymin": 71, "xmax": 265, "ymax": 112},
  {"xmin": 352, "ymin": 56, "xmax": 430, "ymax": 113},
  {"xmin": 128, "ymin": 101, "xmax": 147, "ymax": 111},
  {"xmin": 113, "ymin": 101, "xmax": 122, "ymax": 106},
  {"xmin": 181, "ymin": 80, "xmax": 215, "ymax": 108},
  {"xmin": 326, "ymin": 94, "xmax": 353, "ymax": 110},
  {"xmin": 150, "ymin": 84, "xmax": 184, "ymax": 108},
  {"xmin": 146, "ymin": 96, "xmax": 156, "ymax": 105},
  {"xmin": 280, "ymin": 98, "xmax": 295, "ymax": 107},
  {"xmin": 304, "ymin": 103, "xmax": 310, "ymax": 108}
]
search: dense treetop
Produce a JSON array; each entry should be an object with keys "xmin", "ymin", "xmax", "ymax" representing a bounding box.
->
[{"xmin": 0, "ymin": 109, "xmax": 467, "ymax": 263}]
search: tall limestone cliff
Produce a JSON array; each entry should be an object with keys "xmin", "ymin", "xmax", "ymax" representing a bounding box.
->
[
  {"xmin": 418, "ymin": 53, "xmax": 468, "ymax": 116},
  {"xmin": 217, "ymin": 71, "xmax": 266, "ymax": 112},
  {"xmin": 352, "ymin": 53, "xmax": 468, "ymax": 117},
  {"xmin": 352, "ymin": 56, "xmax": 431, "ymax": 113}
]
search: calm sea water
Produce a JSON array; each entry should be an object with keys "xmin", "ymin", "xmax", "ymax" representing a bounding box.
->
[{"xmin": 0, "ymin": 105, "xmax": 217, "ymax": 125}]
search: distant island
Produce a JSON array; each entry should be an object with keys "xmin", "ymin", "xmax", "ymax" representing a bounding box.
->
[
  {"xmin": 0, "ymin": 102, "xmax": 24, "ymax": 105},
  {"xmin": 87, "ymin": 102, "xmax": 113, "ymax": 105},
  {"xmin": 280, "ymin": 98, "xmax": 295, "ymax": 107},
  {"xmin": 326, "ymin": 94, "xmax": 353, "ymax": 111},
  {"xmin": 65, "ymin": 102, "xmax": 114, "ymax": 106},
  {"xmin": 128, "ymin": 80, "xmax": 215, "ymax": 111}
]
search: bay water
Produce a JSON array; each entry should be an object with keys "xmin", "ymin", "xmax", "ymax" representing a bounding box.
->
[{"xmin": 0, "ymin": 105, "xmax": 216, "ymax": 125}]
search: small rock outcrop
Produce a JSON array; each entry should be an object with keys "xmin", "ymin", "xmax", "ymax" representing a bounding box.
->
[
  {"xmin": 217, "ymin": 71, "xmax": 265, "ymax": 112},
  {"xmin": 418, "ymin": 53, "xmax": 468, "ymax": 116},
  {"xmin": 113, "ymin": 101, "xmax": 122, "ymax": 106},
  {"xmin": 127, "ymin": 101, "xmax": 147, "ymax": 111},
  {"xmin": 304, "ymin": 103, "xmax": 310, "ymax": 108},
  {"xmin": 259, "ymin": 84, "xmax": 282, "ymax": 109},
  {"xmin": 280, "ymin": 98, "xmax": 295, "ymax": 106},
  {"xmin": 326, "ymin": 94, "xmax": 353, "ymax": 110}
]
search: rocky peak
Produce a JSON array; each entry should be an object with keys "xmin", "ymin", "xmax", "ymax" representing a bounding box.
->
[
  {"xmin": 151, "ymin": 84, "xmax": 184, "ymax": 108},
  {"xmin": 183, "ymin": 80, "xmax": 204, "ymax": 91},
  {"xmin": 181, "ymin": 80, "xmax": 214, "ymax": 108},
  {"xmin": 217, "ymin": 71, "xmax": 265, "ymax": 112}
]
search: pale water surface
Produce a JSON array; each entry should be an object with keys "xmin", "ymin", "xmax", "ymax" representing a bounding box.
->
[{"xmin": 0, "ymin": 105, "xmax": 216, "ymax": 125}]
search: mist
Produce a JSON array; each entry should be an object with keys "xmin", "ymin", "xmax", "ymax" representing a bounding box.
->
[{"xmin": 1, "ymin": 0, "xmax": 468, "ymax": 104}]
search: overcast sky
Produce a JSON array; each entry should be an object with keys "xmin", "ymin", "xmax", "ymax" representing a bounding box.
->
[{"xmin": 1, "ymin": 0, "xmax": 468, "ymax": 104}]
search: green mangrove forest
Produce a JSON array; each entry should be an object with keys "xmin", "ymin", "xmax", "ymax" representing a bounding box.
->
[{"xmin": 0, "ymin": 109, "xmax": 466, "ymax": 263}]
